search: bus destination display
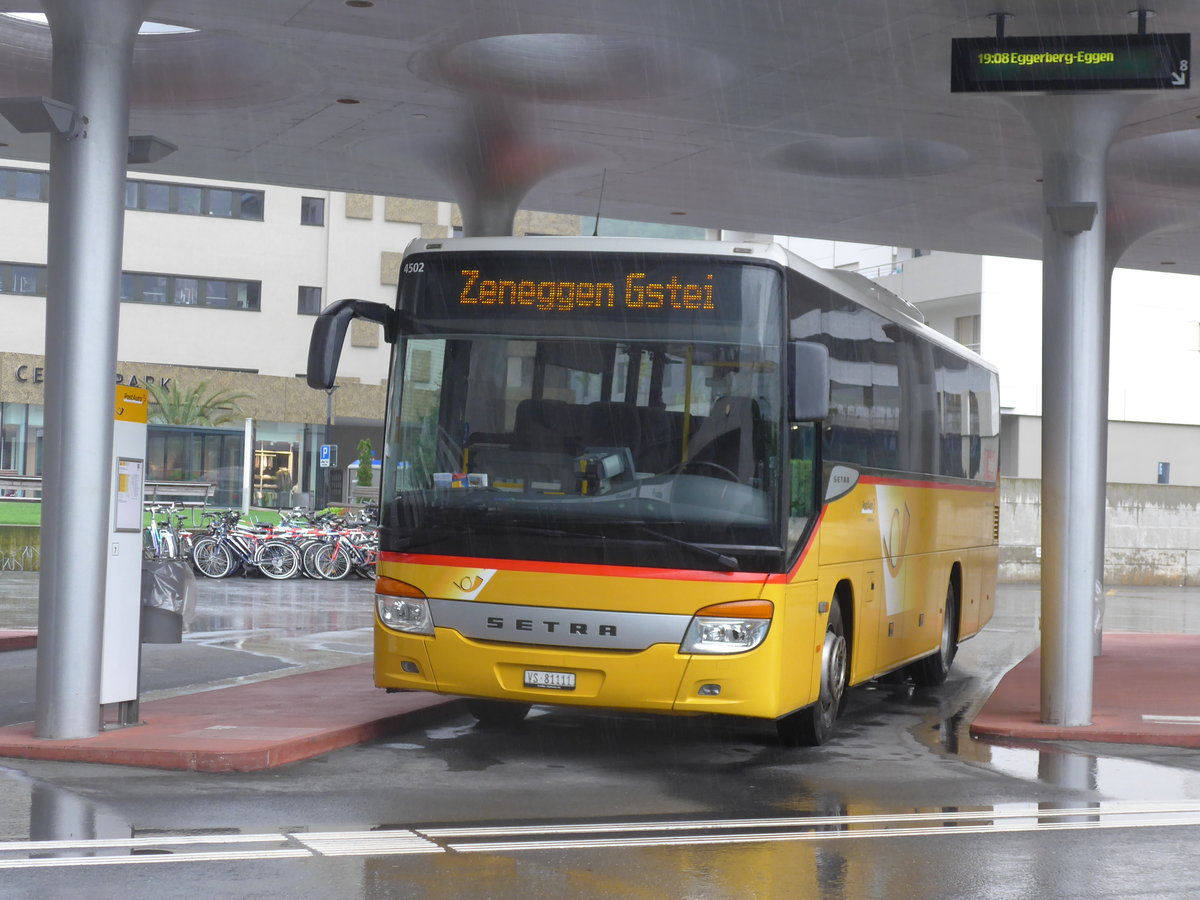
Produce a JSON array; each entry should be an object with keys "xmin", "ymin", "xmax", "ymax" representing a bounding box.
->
[
  {"xmin": 951, "ymin": 33, "xmax": 1190, "ymax": 93},
  {"xmin": 399, "ymin": 252, "xmax": 781, "ymax": 333},
  {"xmin": 459, "ymin": 268, "xmax": 715, "ymax": 313}
]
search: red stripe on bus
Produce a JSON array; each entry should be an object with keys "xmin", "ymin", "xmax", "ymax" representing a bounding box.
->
[
  {"xmin": 380, "ymin": 551, "xmax": 772, "ymax": 583},
  {"xmin": 785, "ymin": 507, "xmax": 826, "ymax": 581},
  {"xmin": 858, "ymin": 474, "xmax": 998, "ymax": 493}
]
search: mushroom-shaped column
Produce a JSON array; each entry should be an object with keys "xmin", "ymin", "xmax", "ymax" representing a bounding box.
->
[
  {"xmin": 434, "ymin": 101, "xmax": 588, "ymax": 237},
  {"xmin": 34, "ymin": 0, "xmax": 150, "ymax": 740},
  {"xmin": 1007, "ymin": 93, "xmax": 1140, "ymax": 727}
]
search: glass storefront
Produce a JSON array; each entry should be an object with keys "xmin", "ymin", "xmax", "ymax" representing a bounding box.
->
[
  {"xmin": 0, "ymin": 402, "xmax": 42, "ymax": 477},
  {"xmin": 0, "ymin": 399, "xmax": 371, "ymax": 511},
  {"xmin": 253, "ymin": 421, "xmax": 305, "ymax": 508},
  {"xmin": 146, "ymin": 424, "xmax": 244, "ymax": 507}
]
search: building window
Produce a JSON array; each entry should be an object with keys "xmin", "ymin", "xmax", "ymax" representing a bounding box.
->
[
  {"xmin": 205, "ymin": 188, "xmax": 234, "ymax": 218},
  {"xmin": 955, "ymin": 314, "xmax": 981, "ymax": 353},
  {"xmin": 0, "ymin": 262, "xmax": 47, "ymax": 296},
  {"xmin": 123, "ymin": 177, "xmax": 264, "ymax": 221},
  {"xmin": 298, "ymin": 286, "xmax": 322, "ymax": 315},
  {"xmin": 176, "ymin": 185, "xmax": 203, "ymax": 215},
  {"xmin": 120, "ymin": 269, "xmax": 261, "ymax": 311},
  {"xmin": 0, "ymin": 168, "xmax": 48, "ymax": 202},
  {"xmin": 301, "ymin": 196, "xmax": 325, "ymax": 226}
]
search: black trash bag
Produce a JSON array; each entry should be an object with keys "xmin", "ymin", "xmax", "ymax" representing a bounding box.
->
[{"xmin": 140, "ymin": 559, "xmax": 197, "ymax": 644}]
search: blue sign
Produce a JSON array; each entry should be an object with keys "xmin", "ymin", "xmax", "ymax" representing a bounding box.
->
[{"xmin": 319, "ymin": 444, "xmax": 337, "ymax": 468}]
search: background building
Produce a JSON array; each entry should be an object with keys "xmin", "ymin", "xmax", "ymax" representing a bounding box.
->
[
  {"xmin": 5, "ymin": 154, "xmax": 1200, "ymax": 527},
  {"xmin": 0, "ymin": 162, "xmax": 584, "ymax": 507}
]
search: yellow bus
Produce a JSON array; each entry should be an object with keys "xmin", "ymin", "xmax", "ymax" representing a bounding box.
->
[{"xmin": 308, "ymin": 237, "xmax": 999, "ymax": 745}]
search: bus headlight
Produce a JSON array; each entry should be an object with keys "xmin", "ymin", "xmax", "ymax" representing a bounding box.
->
[
  {"xmin": 680, "ymin": 600, "xmax": 773, "ymax": 655},
  {"xmin": 376, "ymin": 577, "xmax": 435, "ymax": 635}
]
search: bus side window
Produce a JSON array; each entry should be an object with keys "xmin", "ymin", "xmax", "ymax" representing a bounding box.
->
[{"xmin": 789, "ymin": 422, "xmax": 817, "ymax": 519}]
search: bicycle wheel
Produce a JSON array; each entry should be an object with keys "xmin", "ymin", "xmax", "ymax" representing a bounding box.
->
[
  {"xmin": 257, "ymin": 540, "xmax": 301, "ymax": 580},
  {"xmin": 313, "ymin": 542, "xmax": 353, "ymax": 580},
  {"xmin": 300, "ymin": 540, "xmax": 328, "ymax": 579},
  {"xmin": 192, "ymin": 537, "xmax": 234, "ymax": 578}
]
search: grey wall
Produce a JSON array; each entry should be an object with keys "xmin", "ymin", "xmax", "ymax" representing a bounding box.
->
[
  {"xmin": 1001, "ymin": 477, "xmax": 1200, "ymax": 585},
  {"xmin": 1001, "ymin": 415, "xmax": 1200, "ymax": 486}
]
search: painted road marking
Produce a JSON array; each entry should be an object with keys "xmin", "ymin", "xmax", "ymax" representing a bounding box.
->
[
  {"xmin": 4, "ymin": 803, "xmax": 1200, "ymax": 870},
  {"xmin": 1142, "ymin": 714, "xmax": 1200, "ymax": 725}
]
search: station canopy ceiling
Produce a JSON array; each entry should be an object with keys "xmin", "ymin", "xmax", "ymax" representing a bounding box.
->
[{"xmin": 3, "ymin": 1, "xmax": 1200, "ymax": 273}]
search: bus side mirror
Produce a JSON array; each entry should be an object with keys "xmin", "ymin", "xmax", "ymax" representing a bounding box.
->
[
  {"xmin": 306, "ymin": 299, "xmax": 398, "ymax": 390},
  {"xmin": 789, "ymin": 341, "xmax": 830, "ymax": 421}
]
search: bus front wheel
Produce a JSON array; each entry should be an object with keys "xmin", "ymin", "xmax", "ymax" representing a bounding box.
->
[
  {"xmin": 777, "ymin": 602, "xmax": 848, "ymax": 747},
  {"xmin": 466, "ymin": 699, "xmax": 532, "ymax": 728}
]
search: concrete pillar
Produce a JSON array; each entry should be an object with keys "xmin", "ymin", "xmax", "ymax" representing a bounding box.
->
[
  {"xmin": 1009, "ymin": 94, "xmax": 1139, "ymax": 727},
  {"xmin": 34, "ymin": 0, "xmax": 150, "ymax": 739}
]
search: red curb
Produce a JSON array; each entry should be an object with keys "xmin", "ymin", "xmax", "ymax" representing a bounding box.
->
[
  {"xmin": 0, "ymin": 629, "xmax": 36, "ymax": 652},
  {"xmin": 0, "ymin": 663, "xmax": 463, "ymax": 772},
  {"xmin": 970, "ymin": 633, "xmax": 1200, "ymax": 748}
]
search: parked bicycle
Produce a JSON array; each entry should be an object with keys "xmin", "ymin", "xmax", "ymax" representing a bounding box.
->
[
  {"xmin": 191, "ymin": 510, "xmax": 301, "ymax": 579},
  {"xmin": 310, "ymin": 527, "xmax": 378, "ymax": 580},
  {"xmin": 143, "ymin": 503, "xmax": 195, "ymax": 561}
]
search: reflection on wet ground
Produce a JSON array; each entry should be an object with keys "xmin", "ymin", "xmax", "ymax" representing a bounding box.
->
[
  {"xmin": 3, "ymin": 577, "xmax": 1200, "ymax": 884},
  {"xmin": 0, "ymin": 571, "xmax": 375, "ymax": 682}
]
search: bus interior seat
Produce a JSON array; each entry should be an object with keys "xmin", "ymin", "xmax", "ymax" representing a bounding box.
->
[
  {"xmin": 513, "ymin": 398, "xmax": 577, "ymax": 454},
  {"xmin": 584, "ymin": 401, "xmax": 641, "ymax": 455},
  {"xmin": 636, "ymin": 406, "xmax": 679, "ymax": 473}
]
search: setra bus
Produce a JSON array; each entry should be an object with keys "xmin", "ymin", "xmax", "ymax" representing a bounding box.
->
[{"xmin": 308, "ymin": 237, "xmax": 999, "ymax": 745}]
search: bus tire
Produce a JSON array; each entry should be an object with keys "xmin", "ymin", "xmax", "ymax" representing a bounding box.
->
[
  {"xmin": 908, "ymin": 579, "xmax": 959, "ymax": 686},
  {"xmin": 466, "ymin": 699, "xmax": 532, "ymax": 728},
  {"xmin": 777, "ymin": 602, "xmax": 848, "ymax": 747}
]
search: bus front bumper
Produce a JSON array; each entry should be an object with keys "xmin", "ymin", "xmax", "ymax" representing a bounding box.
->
[{"xmin": 375, "ymin": 624, "xmax": 792, "ymax": 720}]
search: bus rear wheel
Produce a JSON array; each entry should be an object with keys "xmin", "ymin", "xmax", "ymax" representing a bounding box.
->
[
  {"xmin": 466, "ymin": 699, "xmax": 532, "ymax": 728},
  {"xmin": 908, "ymin": 579, "xmax": 959, "ymax": 686},
  {"xmin": 777, "ymin": 602, "xmax": 848, "ymax": 747}
]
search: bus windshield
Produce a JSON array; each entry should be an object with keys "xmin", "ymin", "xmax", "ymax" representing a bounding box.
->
[{"xmin": 379, "ymin": 253, "xmax": 788, "ymax": 572}]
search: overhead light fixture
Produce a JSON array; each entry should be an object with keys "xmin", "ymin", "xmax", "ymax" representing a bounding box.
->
[
  {"xmin": 0, "ymin": 96, "xmax": 84, "ymax": 139},
  {"xmin": 127, "ymin": 134, "xmax": 177, "ymax": 164}
]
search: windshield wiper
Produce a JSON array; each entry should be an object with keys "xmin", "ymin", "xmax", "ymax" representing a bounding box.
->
[
  {"xmin": 631, "ymin": 525, "xmax": 739, "ymax": 571},
  {"xmin": 389, "ymin": 519, "xmax": 739, "ymax": 571},
  {"xmin": 386, "ymin": 520, "xmax": 596, "ymax": 551}
]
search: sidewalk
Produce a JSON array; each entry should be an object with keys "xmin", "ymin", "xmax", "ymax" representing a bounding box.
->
[
  {"xmin": 4, "ymin": 628, "xmax": 1199, "ymax": 773},
  {"xmin": 0, "ymin": 663, "xmax": 462, "ymax": 772},
  {"xmin": 970, "ymin": 632, "xmax": 1200, "ymax": 748}
]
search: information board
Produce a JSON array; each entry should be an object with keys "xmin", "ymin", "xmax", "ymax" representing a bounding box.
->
[{"xmin": 951, "ymin": 33, "xmax": 1190, "ymax": 93}]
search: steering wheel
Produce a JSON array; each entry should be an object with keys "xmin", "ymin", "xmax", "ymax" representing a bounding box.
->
[{"xmin": 678, "ymin": 459, "xmax": 741, "ymax": 482}]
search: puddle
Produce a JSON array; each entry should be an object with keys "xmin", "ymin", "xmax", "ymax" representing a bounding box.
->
[{"xmin": 924, "ymin": 703, "xmax": 1200, "ymax": 801}]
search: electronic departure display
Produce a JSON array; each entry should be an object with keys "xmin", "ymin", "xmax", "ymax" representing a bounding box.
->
[
  {"xmin": 398, "ymin": 251, "xmax": 782, "ymax": 338},
  {"xmin": 951, "ymin": 33, "xmax": 1190, "ymax": 93},
  {"xmin": 458, "ymin": 269, "xmax": 715, "ymax": 312}
]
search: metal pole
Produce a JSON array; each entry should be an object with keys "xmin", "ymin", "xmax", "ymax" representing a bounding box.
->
[
  {"xmin": 1010, "ymin": 94, "xmax": 1139, "ymax": 727},
  {"xmin": 241, "ymin": 417, "xmax": 253, "ymax": 514},
  {"xmin": 35, "ymin": 0, "xmax": 150, "ymax": 739}
]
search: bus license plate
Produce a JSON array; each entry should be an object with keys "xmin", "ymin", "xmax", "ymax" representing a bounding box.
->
[{"xmin": 524, "ymin": 669, "xmax": 576, "ymax": 691}]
